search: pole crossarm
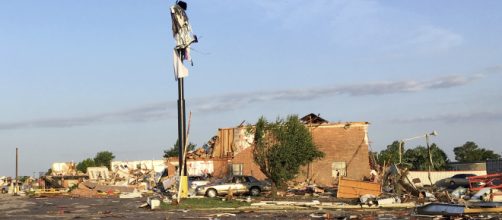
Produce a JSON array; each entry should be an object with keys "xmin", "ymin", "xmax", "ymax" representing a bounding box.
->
[
  {"xmin": 401, "ymin": 134, "xmax": 426, "ymax": 143},
  {"xmin": 398, "ymin": 131, "xmax": 438, "ymax": 164}
]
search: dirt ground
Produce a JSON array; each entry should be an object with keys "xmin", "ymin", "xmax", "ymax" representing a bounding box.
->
[{"xmin": 1, "ymin": 194, "xmax": 499, "ymax": 219}]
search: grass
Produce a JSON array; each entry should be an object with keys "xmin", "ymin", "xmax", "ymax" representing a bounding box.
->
[{"xmin": 162, "ymin": 198, "xmax": 251, "ymax": 210}]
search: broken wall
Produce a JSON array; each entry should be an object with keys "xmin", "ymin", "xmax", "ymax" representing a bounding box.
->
[
  {"xmin": 51, "ymin": 162, "xmax": 77, "ymax": 176},
  {"xmin": 228, "ymin": 122, "xmax": 371, "ymax": 186},
  {"xmin": 111, "ymin": 160, "xmax": 167, "ymax": 180},
  {"xmin": 111, "ymin": 160, "xmax": 166, "ymax": 173},
  {"xmin": 87, "ymin": 167, "xmax": 110, "ymax": 180},
  {"xmin": 299, "ymin": 122, "xmax": 371, "ymax": 185},
  {"xmin": 232, "ymin": 146, "xmax": 267, "ymax": 180},
  {"xmin": 211, "ymin": 127, "xmax": 253, "ymax": 158},
  {"xmin": 166, "ymin": 158, "xmax": 229, "ymax": 178}
]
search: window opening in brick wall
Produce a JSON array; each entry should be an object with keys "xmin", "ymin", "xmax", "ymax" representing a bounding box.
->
[
  {"xmin": 231, "ymin": 163, "xmax": 243, "ymax": 176},
  {"xmin": 332, "ymin": 162, "xmax": 346, "ymax": 178}
]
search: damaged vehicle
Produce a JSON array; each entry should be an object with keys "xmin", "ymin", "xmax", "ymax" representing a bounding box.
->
[
  {"xmin": 436, "ymin": 173, "xmax": 477, "ymax": 189},
  {"xmin": 188, "ymin": 175, "xmax": 210, "ymax": 190},
  {"xmin": 195, "ymin": 175, "xmax": 270, "ymax": 198}
]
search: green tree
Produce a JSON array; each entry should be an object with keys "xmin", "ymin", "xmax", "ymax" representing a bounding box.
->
[
  {"xmin": 163, "ymin": 140, "xmax": 196, "ymax": 158},
  {"xmin": 252, "ymin": 115, "xmax": 324, "ymax": 197},
  {"xmin": 454, "ymin": 141, "xmax": 501, "ymax": 162},
  {"xmin": 376, "ymin": 141, "xmax": 401, "ymax": 165},
  {"xmin": 76, "ymin": 158, "xmax": 96, "ymax": 173},
  {"xmin": 93, "ymin": 151, "xmax": 115, "ymax": 169},
  {"xmin": 75, "ymin": 151, "xmax": 115, "ymax": 173},
  {"xmin": 403, "ymin": 143, "xmax": 449, "ymax": 170}
]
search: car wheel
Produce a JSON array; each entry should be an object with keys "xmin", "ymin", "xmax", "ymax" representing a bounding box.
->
[
  {"xmin": 449, "ymin": 181, "xmax": 455, "ymax": 186},
  {"xmin": 249, "ymin": 187, "xmax": 261, "ymax": 196},
  {"xmin": 206, "ymin": 188, "xmax": 217, "ymax": 198}
]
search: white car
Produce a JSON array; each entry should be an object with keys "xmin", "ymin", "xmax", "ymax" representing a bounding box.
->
[
  {"xmin": 188, "ymin": 176, "xmax": 210, "ymax": 190},
  {"xmin": 195, "ymin": 175, "xmax": 271, "ymax": 198}
]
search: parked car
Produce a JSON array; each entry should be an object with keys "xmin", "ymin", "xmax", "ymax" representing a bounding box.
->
[
  {"xmin": 188, "ymin": 176, "xmax": 210, "ymax": 190},
  {"xmin": 436, "ymin": 173, "xmax": 477, "ymax": 189},
  {"xmin": 195, "ymin": 175, "xmax": 270, "ymax": 198}
]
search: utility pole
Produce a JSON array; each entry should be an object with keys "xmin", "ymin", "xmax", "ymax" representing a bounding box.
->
[
  {"xmin": 177, "ymin": 77, "xmax": 187, "ymax": 176},
  {"xmin": 426, "ymin": 134, "xmax": 434, "ymax": 185},
  {"xmin": 15, "ymin": 147, "xmax": 19, "ymax": 196}
]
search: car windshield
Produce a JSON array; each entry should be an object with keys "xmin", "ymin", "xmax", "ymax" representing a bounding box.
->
[
  {"xmin": 211, "ymin": 178, "xmax": 227, "ymax": 184},
  {"xmin": 232, "ymin": 176, "xmax": 248, "ymax": 183},
  {"xmin": 452, "ymin": 174, "xmax": 476, "ymax": 179}
]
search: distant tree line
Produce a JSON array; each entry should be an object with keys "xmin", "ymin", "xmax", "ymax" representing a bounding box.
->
[
  {"xmin": 374, "ymin": 141, "xmax": 500, "ymax": 171},
  {"xmin": 453, "ymin": 141, "xmax": 500, "ymax": 162},
  {"xmin": 76, "ymin": 151, "xmax": 115, "ymax": 173}
]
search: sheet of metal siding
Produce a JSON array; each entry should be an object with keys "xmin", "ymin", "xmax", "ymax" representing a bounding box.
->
[{"xmin": 487, "ymin": 160, "xmax": 502, "ymax": 174}]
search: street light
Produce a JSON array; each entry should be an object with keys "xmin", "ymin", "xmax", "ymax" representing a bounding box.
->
[
  {"xmin": 425, "ymin": 131, "xmax": 438, "ymax": 185},
  {"xmin": 397, "ymin": 131, "xmax": 438, "ymax": 186},
  {"xmin": 398, "ymin": 131, "xmax": 438, "ymax": 164}
]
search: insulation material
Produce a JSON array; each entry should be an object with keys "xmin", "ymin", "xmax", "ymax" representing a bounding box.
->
[
  {"xmin": 232, "ymin": 127, "xmax": 253, "ymax": 154},
  {"xmin": 111, "ymin": 160, "xmax": 167, "ymax": 174},
  {"xmin": 51, "ymin": 162, "xmax": 77, "ymax": 175},
  {"xmin": 170, "ymin": 160, "xmax": 214, "ymax": 176},
  {"xmin": 211, "ymin": 127, "xmax": 253, "ymax": 158},
  {"xmin": 87, "ymin": 167, "xmax": 110, "ymax": 180},
  {"xmin": 187, "ymin": 160, "xmax": 214, "ymax": 176}
]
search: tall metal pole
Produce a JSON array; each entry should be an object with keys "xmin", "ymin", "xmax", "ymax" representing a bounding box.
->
[
  {"xmin": 177, "ymin": 77, "xmax": 186, "ymax": 176},
  {"xmin": 426, "ymin": 134, "xmax": 433, "ymax": 185},
  {"xmin": 15, "ymin": 147, "xmax": 19, "ymax": 196}
]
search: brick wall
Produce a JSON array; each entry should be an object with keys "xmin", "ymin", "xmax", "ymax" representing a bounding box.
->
[
  {"xmin": 232, "ymin": 146, "xmax": 267, "ymax": 180},
  {"xmin": 230, "ymin": 122, "xmax": 371, "ymax": 186},
  {"xmin": 299, "ymin": 123, "xmax": 371, "ymax": 185},
  {"xmin": 165, "ymin": 122, "xmax": 371, "ymax": 186}
]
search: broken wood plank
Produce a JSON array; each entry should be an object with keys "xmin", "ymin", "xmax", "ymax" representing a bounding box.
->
[{"xmin": 337, "ymin": 177, "xmax": 381, "ymax": 199}]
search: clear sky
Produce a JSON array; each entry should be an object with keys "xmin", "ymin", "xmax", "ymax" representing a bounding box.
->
[{"xmin": 1, "ymin": 0, "xmax": 501, "ymax": 177}]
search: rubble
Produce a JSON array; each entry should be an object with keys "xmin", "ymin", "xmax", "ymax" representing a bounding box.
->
[
  {"xmin": 468, "ymin": 173, "xmax": 502, "ymax": 191},
  {"xmin": 417, "ymin": 202, "xmax": 502, "ymax": 216},
  {"xmin": 491, "ymin": 190, "xmax": 502, "ymax": 202},
  {"xmin": 6, "ymin": 145, "xmax": 502, "ymax": 219},
  {"xmin": 119, "ymin": 189, "xmax": 142, "ymax": 199},
  {"xmin": 69, "ymin": 183, "xmax": 101, "ymax": 198},
  {"xmin": 147, "ymin": 197, "xmax": 161, "ymax": 210},
  {"xmin": 337, "ymin": 177, "xmax": 381, "ymax": 199},
  {"xmin": 470, "ymin": 187, "xmax": 492, "ymax": 201}
]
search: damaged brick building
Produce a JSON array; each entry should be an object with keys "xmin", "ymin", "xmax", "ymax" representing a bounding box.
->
[{"xmin": 166, "ymin": 114, "xmax": 371, "ymax": 186}]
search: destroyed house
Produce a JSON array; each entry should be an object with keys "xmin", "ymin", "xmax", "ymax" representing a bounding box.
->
[
  {"xmin": 165, "ymin": 126, "xmax": 251, "ymax": 178},
  {"xmin": 168, "ymin": 115, "xmax": 371, "ymax": 186},
  {"xmin": 300, "ymin": 121, "xmax": 371, "ymax": 185}
]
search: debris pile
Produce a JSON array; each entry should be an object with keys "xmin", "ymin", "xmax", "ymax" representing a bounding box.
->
[
  {"xmin": 69, "ymin": 182, "xmax": 102, "ymax": 198},
  {"xmin": 185, "ymin": 147, "xmax": 211, "ymax": 159}
]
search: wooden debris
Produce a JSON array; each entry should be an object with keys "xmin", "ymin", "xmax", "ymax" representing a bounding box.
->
[{"xmin": 337, "ymin": 177, "xmax": 381, "ymax": 199}]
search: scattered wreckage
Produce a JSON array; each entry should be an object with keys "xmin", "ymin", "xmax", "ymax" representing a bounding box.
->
[
  {"xmin": 3, "ymin": 143, "xmax": 502, "ymax": 219},
  {"xmin": 2, "ymin": 165, "xmax": 502, "ymax": 219}
]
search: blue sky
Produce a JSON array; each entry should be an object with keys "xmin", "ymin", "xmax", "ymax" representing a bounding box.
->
[{"xmin": 1, "ymin": 0, "xmax": 501, "ymax": 177}]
